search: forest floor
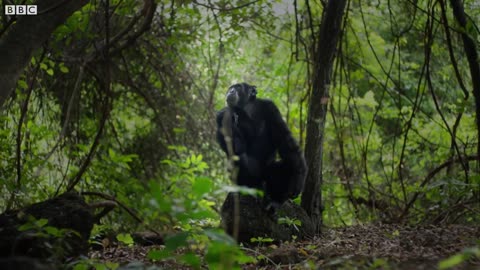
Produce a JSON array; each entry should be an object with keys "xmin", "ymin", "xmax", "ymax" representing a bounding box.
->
[{"xmin": 90, "ymin": 224, "xmax": 480, "ymax": 269}]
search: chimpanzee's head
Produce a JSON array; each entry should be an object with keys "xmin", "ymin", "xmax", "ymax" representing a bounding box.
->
[{"xmin": 225, "ymin": 82, "xmax": 257, "ymax": 108}]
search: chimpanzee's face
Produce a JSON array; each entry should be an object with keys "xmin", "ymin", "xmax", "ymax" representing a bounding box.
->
[{"xmin": 225, "ymin": 83, "xmax": 256, "ymax": 108}]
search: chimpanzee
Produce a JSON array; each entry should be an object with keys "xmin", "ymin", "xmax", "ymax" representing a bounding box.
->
[{"xmin": 216, "ymin": 82, "xmax": 307, "ymax": 211}]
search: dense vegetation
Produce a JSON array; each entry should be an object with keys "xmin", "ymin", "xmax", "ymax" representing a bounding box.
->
[{"xmin": 0, "ymin": 0, "xmax": 479, "ymax": 269}]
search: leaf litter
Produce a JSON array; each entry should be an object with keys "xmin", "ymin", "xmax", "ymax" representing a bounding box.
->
[{"xmin": 90, "ymin": 224, "xmax": 480, "ymax": 269}]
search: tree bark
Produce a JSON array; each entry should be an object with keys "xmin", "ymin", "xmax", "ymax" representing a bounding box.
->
[
  {"xmin": 0, "ymin": 0, "xmax": 89, "ymax": 109},
  {"xmin": 301, "ymin": 0, "xmax": 347, "ymax": 233},
  {"xmin": 448, "ymin": 0, "xmax": 480, "ymax": 164}
]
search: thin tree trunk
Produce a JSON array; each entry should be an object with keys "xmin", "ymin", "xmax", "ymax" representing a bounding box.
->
[
  {"xmin": 448, "ymin": 0, "xmax": 480, "ymax": 164},
  {"xmin": 0, "ymin": 0, "xmax": 89, "ymax": 109},
  {"xmin": 301, "ymin": 0, "xmax": 347, "ymax": 233}
]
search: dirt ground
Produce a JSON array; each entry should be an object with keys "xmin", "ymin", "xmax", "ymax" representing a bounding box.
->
[{"xmin": 90, "ymin": 224, "xmax": 480, "ymax": 269}]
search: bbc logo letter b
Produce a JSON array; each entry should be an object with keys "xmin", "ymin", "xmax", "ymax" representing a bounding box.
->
[
  {"xmin": 5, "ymin": 5, "xmax": 15, "ymax": 15},
  {"xmin": 16, "ymin": 5, "xmax": 26, "ymax": 15}
]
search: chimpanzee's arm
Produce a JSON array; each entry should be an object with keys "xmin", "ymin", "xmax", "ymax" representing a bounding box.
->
[
  {"xmin": 263, "ymin": 100, "xmax": 307, "ymax": 196},
  {"xmin": 263, "ymin": 101, "xmax": 303, "ymax": 159}
]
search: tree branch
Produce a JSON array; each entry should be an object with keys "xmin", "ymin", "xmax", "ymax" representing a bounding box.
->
[
  {"xmin": 449, "ymin": 0, "xmax": 480, "ymax": 165},
  {"xmin": 0, "ymin": 0, "xmax": 89, "ymax": 109}
]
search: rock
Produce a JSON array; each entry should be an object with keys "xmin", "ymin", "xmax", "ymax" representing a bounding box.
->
[
  {"xmin": 220, "ymin": 193, "xmax": 314, "ymax": 244},
  {"xmin": 0, "ymin": 192, "xmax": 94, "ymax": 259},
  {"xmin": 132, "ymin": 231, "xmax": 164, "ymax": 246}
]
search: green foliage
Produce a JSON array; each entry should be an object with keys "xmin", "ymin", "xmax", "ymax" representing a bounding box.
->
[
  {"xmin": 18, "ymin": 217, "xmax": 49, "ymax": 232},
  {"xmin": 147, "ymin": 229, "xmax": 253, "ymax": 269},
  {"xmin": 317, "ymin": 0, "xmax": 480, "ymax": 225},
  {"xmin": 278, "ymin": 216, "xmax": 302, "ymax": 232},
  {"xmin": 438, "ymin": 246, "xmax": 480, "ymax": 269},
  {"xmin": 137, "ymin": 149, "xmax": 257, "ymax": 267},
  {"xmin": 16, "ymin": 215, "xmax": 82, "ymax": 261},
  {"xmin": 70, "ymin": 259, "xmax": 119, "ymax": 270},
  {"xmin": 204, "ymin": 233, "xmax": 254, "ymax": 269},
  {"xmin": 144, "ymin": 151, "xmax": 218, "ymax": 229},
  {"xmin": 250, "ymin": 236, "xmax": 274, "ymax": 244},
  {"xmin": 116, "ymin": 233, "xmax": 134, "ymax": 246},
  {"xmin": 18, "ymin": 215, "xmax": 81, "ymax": 241}
]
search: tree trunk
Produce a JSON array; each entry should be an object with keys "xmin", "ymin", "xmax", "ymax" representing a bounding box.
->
[
  {"xmin": 448, "ymin": 0, "xmax": 480, "ymax": 164},
  {"xmin": 301, "ymin": 0, "xmax": 347, "ymax": 233},
  {"xmin": 0, "ymin": 0, "xmax": 89, "ymax": 109}
]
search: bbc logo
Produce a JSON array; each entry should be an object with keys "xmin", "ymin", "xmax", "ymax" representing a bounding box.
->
[{"xmin": 5, "ymin": 5, "xmax": 38, "ymax": 15}]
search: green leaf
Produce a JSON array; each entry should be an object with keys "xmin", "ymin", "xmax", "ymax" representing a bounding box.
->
[
  {"xmin": 108, "ymin": 148, "xmax": 117, "ymax": 159},
  {"xmin": 165, "ymin": 232, "xmax": 189, "ymax": 251},
  {"xmin": 221, "ymin": 185, "xmax": 263, "ymax": 197},
  {"xmin": 192, "ymin": 177, "xmax": 213, "ymax": 197},
  {"xmin": 439, "ymin": 247, "xmax": 479, "ymax": 269},
  {"xmin": 36, "ymin": 218, "xmax": 49, "ymax": 227},
  {"xmin": 204, "ymin": 229, "xmax": 236, "ymax": 245},
  {"xmin": 44, "ymin": 226, "xmax": 61, "ymax": 237},
  {"xmin": 250, "ymin": 237, "xmax": 273, "ymax": 243},
  {"xmin": 147, "ymin": 249, "xmax": 170, "ymax": 261},
  {"xmin": 17, "ymin": 80, "xmax": 28, "ymax": 90},
  {"xmin": 93, "ymin": 263, "xmax": 107, "ymax": 270},
  {"xmin": 205, "ymin": 240, "xmax": 254, "ymax": 268},
  {"xmin": 104, "ymin": 262, "xmax": 119, "ymax": 270},
  {"xmin": 180, "ymin": 252, "xmax": 201, "ymax": 269},
  {"xmin": 18, "ymin": 223, "xmax": 35, "ymax": 231},
  {"xmin": 116, "ymin": 233, "xmax": 134, "ymax": 246},
  {"xmin": 439, "ymin": 254, "xmax": 465, "ymax": 269},
  {"xmin": 173, "ymin": 127, "xmax": 186, "ymax": 134},
  {"xmin": 188, "ymin": 209, "xmax": 216, "ymax": 219},
  {"xmin": 355, "ymin": 90, "xmax": 378, "ymax": 108},
  {"xmin": 60, "ymin": 65, "xmax": 69, "ymax": 73},
  {"xmin": 73, "ymin": 265, "xmax": 89, "ymax": 270},
  {"xmin": 46, "ymin": 69, "xmax": 54, "ymax": 76}
]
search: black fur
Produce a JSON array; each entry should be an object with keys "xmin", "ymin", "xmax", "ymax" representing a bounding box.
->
[{"xmin": 216, "ymin": 83, "xmax": 307, "ymax": 207}]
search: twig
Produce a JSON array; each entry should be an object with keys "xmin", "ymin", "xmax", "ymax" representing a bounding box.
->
[{"xmin": 221, "ymin": 109, "xmax": 240, "ymax": 241}]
